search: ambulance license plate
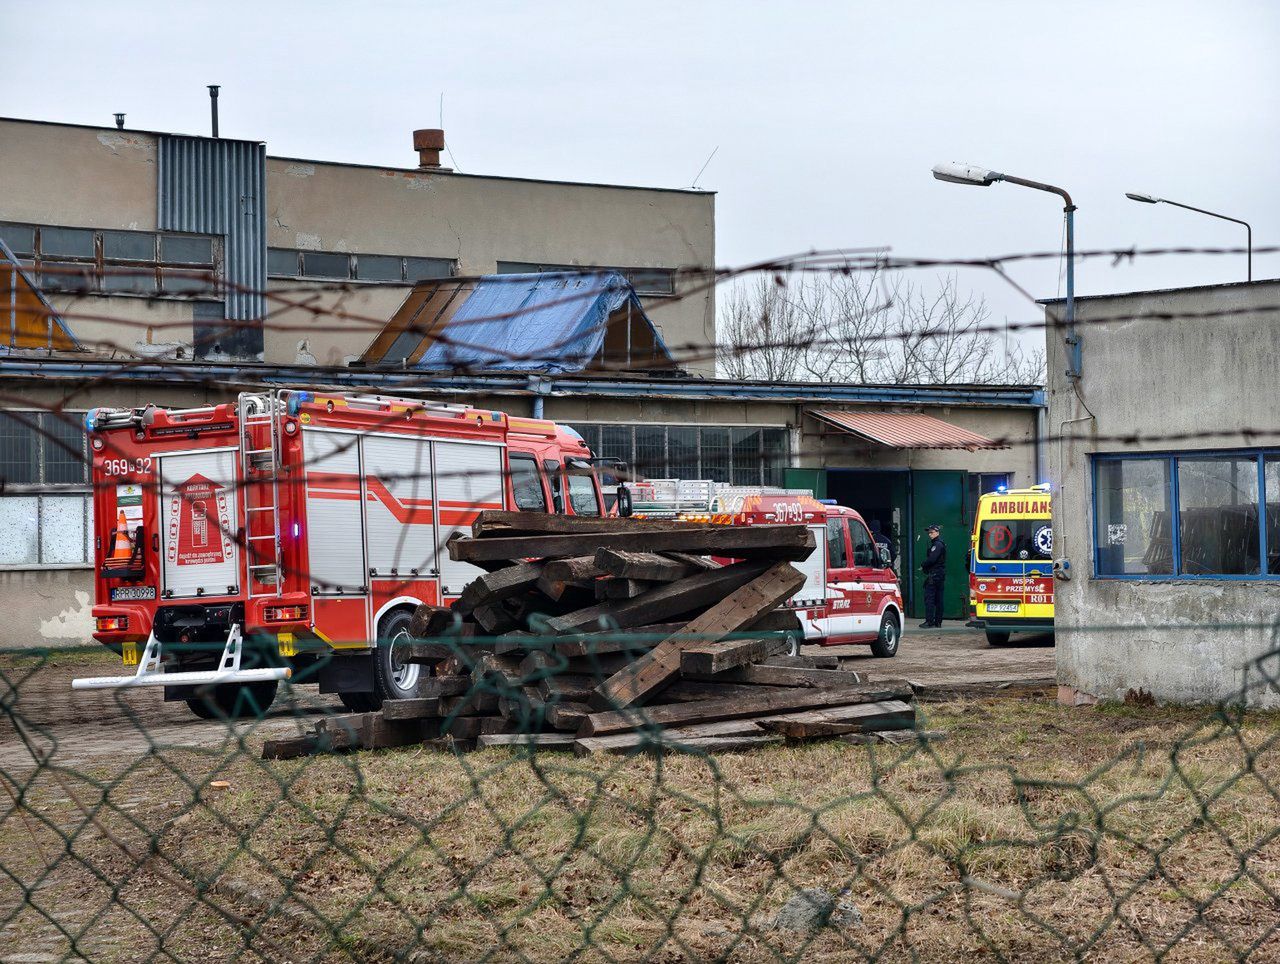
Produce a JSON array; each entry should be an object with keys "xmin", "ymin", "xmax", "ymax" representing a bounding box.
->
[
  {"xmin": 110, "ymin": 585, "xmax": 156, "ymax": 602},
  {"xmin": 986, "ymin": 602, "xmax": 1019, "ymax": 613}
]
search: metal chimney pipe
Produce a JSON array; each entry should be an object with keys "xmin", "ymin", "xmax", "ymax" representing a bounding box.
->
[
  {"xmin": 114, "ymin": 113, "xmax": 126, "ymax": 130},
  {"xmin": 208, "ymin": 85, "xmax": 220, "ymax": 138}
]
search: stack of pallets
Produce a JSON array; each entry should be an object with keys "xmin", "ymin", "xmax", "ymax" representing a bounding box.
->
[{"xmin": 263, "ymin": 512, "xmax": 917, "ymax": 759}]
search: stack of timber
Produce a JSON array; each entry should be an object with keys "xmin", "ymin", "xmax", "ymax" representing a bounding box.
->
[{"xmin": 263, "ymin": 511, "xmax": 919, "ymax": 759}]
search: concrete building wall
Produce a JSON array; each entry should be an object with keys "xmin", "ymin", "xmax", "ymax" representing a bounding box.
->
[{"xmin": 1047, "ymin": 279, "xmax": 1280, "ymax": 707}]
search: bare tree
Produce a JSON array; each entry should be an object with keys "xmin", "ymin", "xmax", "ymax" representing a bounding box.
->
[{"xmin": 716, "ymin": 269, "xmax": 1045, "ymax": 385}]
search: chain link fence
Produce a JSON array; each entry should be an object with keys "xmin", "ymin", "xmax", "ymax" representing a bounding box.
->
[{"xmin": 4, "ymin": 633, "xmax": 1280, "ymax": 963}]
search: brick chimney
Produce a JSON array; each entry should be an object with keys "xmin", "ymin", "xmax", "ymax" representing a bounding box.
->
[{"xmin": 413, "ymin": 129, "xmax": 450, "ymax": 171}]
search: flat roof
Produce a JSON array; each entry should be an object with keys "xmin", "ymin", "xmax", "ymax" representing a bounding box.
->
[
  {"xmin": 0, "ymin": 115, "xmax": 714, "ymax": 197},
  {"xmin": 1040, "ymin": 276, "xmax": 1280, "ymax": 305}
]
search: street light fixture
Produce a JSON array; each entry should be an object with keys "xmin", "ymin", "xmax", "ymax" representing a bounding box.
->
[
  {"xmin": 1124, "ymin": 191, "xmax": 1252, "ymax": 281},
  {"xmin": 931, "ymin": 163, "xmax": 1080, "ymax": 379}
]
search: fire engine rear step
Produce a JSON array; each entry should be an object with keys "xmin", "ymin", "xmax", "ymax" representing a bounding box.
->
[{"xmin": 71, "ymin": 624, "xmax": 289, "ymax": 690}]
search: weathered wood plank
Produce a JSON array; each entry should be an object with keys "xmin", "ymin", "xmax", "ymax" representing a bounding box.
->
[
  {"xmin": 594, "ymin": 549, "xmax": 703, "ymax": 582},
  {"xmin": 473, "ymin": 601, "xmax": 520, "ymax": 635},
  {"xmin": 763, "ymin": 653, "xmax": 840, "ymax": 670},
  {"xmin": 537, "ymin": 556, "xmax": 606, "ymax": 601},
  {"xmin": 592, "ymin": 562, "xmax": 805, "ymax": 709},
  {"xmin": 685, "ymin": 665, "xmax": 863, "ymax": 688},
  {"xmin": 409, "ymin": 605, "xmax": 458, "ymax": 639},
  {"xmin": 450, "ymin": 524, "xmax": 816, "ymax": 564},
  {"xmin": 478, "ymin": 732, "xmax": 578, "ymax": 749},
  {"xmin": 439, "ymin": 692, "xmax": 501, "ymax": 716},
  {"xmin": 545, "ymin": 701, "xmax": 591, "ymax": 731},
  {"xmin": 755, "ymin": 700, "xmax": 914, "ymax": 738},
  {"xmin": 678, "ymin": 635, "xmax": 790, "ymax": 676},
  {"xmin": 551, "ymin": 625, "xmax": 681, "ymax": 657},
  {"xmin": 472, "ymin": 510, "xmax": 707, "ymax": 538},
  {"xmin": 595, "ymin": 577, "xmax": 656, "ymax": 601},
  {"xmin": 381, "ymin": 697, "xmax": 442, "ymax": 720},
  {"xmin": 545, "ymin": 560, "xmax": 772, "ymax": 636},
  {"xmin": 454, "ymin": 562, "xmax": 544, "ymax": 616},
  {"xmin": 445, "ymin": 715, "xmax": 515, "ymax": 739},
  {"xmin": 659, "ymin": 680, "xmax": 789, "ymax": 703},
  {"xmin": 536, "ymin": 674, "xmax": 598, "ymax": 703},
  {"xmin": 747, "ymin": 609, "xmax": 804, "ymax": 634},
  {"xmin": 580, "ymin": 680, "xmax": 915, "ymax": 736}
]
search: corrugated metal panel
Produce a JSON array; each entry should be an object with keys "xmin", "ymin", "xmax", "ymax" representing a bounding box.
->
[
  {"xmin": 808, "ymin": 410, "xmax": 1006, "ymax": 450},
  {"xmin": 157, "ymin": 136, "xmax": 266, "ymax": 359}
]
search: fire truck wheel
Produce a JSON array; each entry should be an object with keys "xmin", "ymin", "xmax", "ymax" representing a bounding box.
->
[
  {"xmin": 985, "ymin": 630, "xmax": 1013, "ymax": 647},
  {"xmin": 373, "ymin": 608, "xmax": 422, "ymax": 703},
  {"xmin": 185, "ymin": 681, "xmax": 279, "ymax": 720},
  {"xmin": 870, "ymin": 612, "xmax": 900, "ymax": 658}
]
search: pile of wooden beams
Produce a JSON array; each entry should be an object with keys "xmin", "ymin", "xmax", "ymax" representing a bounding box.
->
[{"xmin": 263, "ymin": 511, "xmax": 919, "ymax": 759}]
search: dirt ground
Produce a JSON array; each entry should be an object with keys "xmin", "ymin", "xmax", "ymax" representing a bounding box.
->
[{"xmin": 0, "ymin": 628, "xmax": 1053, "ymax": 774}]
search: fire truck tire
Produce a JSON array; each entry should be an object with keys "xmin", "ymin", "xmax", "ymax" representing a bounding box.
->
[
  {"xmin": 185, "ymin": 681, "xmax": 279, "ymax": 720},
  {"xmin": 985, "ymin": 630, "xmax": 1013, "ymax": 647},
  {"xmin": 870, "ymin": 612, "xmax": 900, "ymax": 658},
  {"xmin": 372, "ymin": 608, "xmax": 422, "ymax": 704}
]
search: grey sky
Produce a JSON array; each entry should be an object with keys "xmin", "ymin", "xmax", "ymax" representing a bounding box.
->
[{"xmin": 4, "ymin": 0, "xmax": 1276, "ymax": 338}]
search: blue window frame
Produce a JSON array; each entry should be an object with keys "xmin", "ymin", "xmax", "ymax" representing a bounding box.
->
[{"xmin": 1092, "ymin": 450, "xmax": 1280, "ymax": 580}]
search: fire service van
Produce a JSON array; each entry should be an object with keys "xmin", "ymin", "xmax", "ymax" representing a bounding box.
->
[
  {"xmin": 625, "ymin": 480, "xmax": 904, "ymax": 656},
  {"xmin": 75, "ymin": 391, "xmax": 609, "ymax": 716},
  {"xmin": 967, "ymin": 483, "xmax": 1054, "ymax": 645}
]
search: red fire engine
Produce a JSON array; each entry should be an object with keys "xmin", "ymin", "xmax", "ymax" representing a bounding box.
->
[
  {"xmin": 625, "ymin": 480, "xmax": 904, "ymax": 656},
  {"xmin": 75, "ymin": 390, "xmax": 609, "ymax": 717}
]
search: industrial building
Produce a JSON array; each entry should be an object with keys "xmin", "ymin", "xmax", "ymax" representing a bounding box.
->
[
  {"xmin": 0, "ymin": 112, "xmax": 1044, "ymax": 648},
  {"xmin": 1047, "ymin": 279, "xmax": 1280, "ymax": 707}
]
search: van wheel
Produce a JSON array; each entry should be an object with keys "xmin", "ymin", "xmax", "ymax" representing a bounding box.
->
[
  {"xmin": 373, "ymin": 609, "xmax": 422, "ymax": 704},
  {"xmin": 986, "ymin": 630, "xmax": 1012, "ymax": 647},
  {"xmin": 782, "ymin": 632, "xmax": 803, "ymax": 658},
  {"xmin": 185, "ymin": 681, "xmax": 278, "ymax": 720},
  {"xmin": 870, "ymin": 613, "xmax": 900, "ymax": 658}
]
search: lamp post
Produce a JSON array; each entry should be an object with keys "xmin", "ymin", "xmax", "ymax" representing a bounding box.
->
[
  {"xmin": 1125, "ymin": 192, "xmax": 1252, "ymax": 282},
  {"xmin": 932, "ymin": 163, "xmax": 1080, "ymax": 379}
]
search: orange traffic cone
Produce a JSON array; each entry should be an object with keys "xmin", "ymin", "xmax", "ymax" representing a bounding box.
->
[{"xmin": 107, "ymin": 510, "xmax": 133, "ymax": 562}]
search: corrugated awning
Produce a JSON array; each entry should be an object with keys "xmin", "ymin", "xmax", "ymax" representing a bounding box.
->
[{"xmin": 808, "ymin": 409, "xmax": 1006, "ymax": 450}]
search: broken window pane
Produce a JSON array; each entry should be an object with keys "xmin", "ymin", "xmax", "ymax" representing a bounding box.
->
[
  {"xmin": 160, "ymin": 235, "xmax": 213, "ymax": 264},
  {"xmin": 1178, "ymin": 456, "xmax": 1260, "ymax": 575},
  {"xmin": 103, "ymin": 231, "xmax": 155, "ymax": 261},
  {"xmin": 1095, "ymin": 459, "xmax": 1172, "ymax": 575},
  {"xmin": 41, "ymin": 496, "xmax": 87, "ymax": 564},
  {"xmin": 40, "ymin": 227, "xmax": 94, "ymax": 258}
]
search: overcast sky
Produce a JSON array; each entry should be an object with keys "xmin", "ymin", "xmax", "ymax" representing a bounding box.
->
[{"xmin": 4, "ymin": 0, "xmax": 1276, "ymax": 338}]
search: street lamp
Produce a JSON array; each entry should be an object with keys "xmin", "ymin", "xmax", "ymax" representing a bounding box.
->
[
  {"xmin": 931, "ymin": 163, "xmax": 1080, "ymax": 379},
  {"xmin": 1125, "ymin": 192, "xmax": 1252, "ymax": 281}
]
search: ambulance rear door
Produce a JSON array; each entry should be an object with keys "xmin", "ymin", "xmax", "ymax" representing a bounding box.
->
[{"xmin": 157, "ymin": 449, "xmax": 241, "ymax": 599}]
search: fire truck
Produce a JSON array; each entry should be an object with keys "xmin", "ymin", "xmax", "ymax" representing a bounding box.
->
[
  {"xmin": 625, "ymin": 480, "xmax": 904, "ymax": 656},
  {"xmin": 74, "ymin": 390, "xmax": 609, "ymax": 717}
]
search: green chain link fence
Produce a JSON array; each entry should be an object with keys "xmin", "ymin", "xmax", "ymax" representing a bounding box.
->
[{"xmin": 3, "ymin": 637, "xmax": 1280, "ymax": 962}]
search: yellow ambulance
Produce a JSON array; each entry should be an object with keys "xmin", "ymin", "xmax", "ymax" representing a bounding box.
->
[{"xmin": 968, "ymin": 483, "xmax": 1054, "ymax": 646}]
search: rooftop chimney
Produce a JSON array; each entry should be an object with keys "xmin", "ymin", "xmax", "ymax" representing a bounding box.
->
[
  {"xmin": 208, "ymin": 85, "xmax": 220, "ymax": 138},
  {"xmin": 114, "ymin": 113, "xmax": 126, "ymax": 130},
  {"xmin": 413, "ymin": 128, "xmax": 450, "ymax": 171}
]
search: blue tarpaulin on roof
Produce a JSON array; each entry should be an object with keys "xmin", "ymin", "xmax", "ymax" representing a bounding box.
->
[{"xmin": 415, "ymin": 272, "xmax": 672, "ymax": 373}]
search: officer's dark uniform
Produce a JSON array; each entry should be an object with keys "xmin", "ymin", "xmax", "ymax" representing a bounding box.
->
[{"xmin": 920, "ymin": 526, "xmax": 946, "ymax": 628}]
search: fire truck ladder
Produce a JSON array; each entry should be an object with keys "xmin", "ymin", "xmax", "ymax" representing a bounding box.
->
[{"xmin": 238, "ymin": 392, "xmax": 284, "ymax": 598}]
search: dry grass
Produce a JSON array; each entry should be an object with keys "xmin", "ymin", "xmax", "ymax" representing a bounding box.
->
[{"xmin": 4, "ymin": 695, "xmax": 1280, "ymax": 962}]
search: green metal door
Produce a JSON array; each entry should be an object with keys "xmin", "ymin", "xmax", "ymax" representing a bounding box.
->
[
  {"xmin": 909, "ymin": 470, "xmax": 969, "ymax": 620},
  {"xmin": 783, "ymin": 468, "xmax": 826, "ymax": 499}
]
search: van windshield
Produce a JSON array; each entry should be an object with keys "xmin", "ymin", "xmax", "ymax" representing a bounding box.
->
[{"xmin": 977, "ymin": 519, "xmax": 1053, "ymax": 561}]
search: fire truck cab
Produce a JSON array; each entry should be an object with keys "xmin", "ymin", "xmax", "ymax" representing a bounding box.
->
[
  {"xmin": 627, "ymin": 480, "xmax": 904, "ymax": 655},
  {"xmin": 76, "ymin": 390, "xmax": 607, "ymax": 717}
]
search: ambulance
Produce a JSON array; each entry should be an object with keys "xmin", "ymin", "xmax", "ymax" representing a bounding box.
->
[
  {"xmin": 76, "ymin": 390, "xmax": 610, "ymax": 716},
  {"xmin": 967, "ymin": 483, "xmax": 1054, "ymax": 645},
  {"xmin": 626, "ymin": 479, "xmax": 904, "ymax": 656}
]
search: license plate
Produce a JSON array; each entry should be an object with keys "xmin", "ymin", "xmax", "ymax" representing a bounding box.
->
[
  {"xmin": 110, "ymin": 585, "xmax": 156, "ymax": 602},
  {"xmin": 986, "ymin": 602, "xmax": 1020, "ymax": 613}
]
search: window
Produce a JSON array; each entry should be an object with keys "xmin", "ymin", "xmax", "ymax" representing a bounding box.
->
[
  {"xmin": 826, "ymin": 519, "xmax": 848, "ymax": 568},
  {"xmin": 565, "ymin": 464, "xmax": 600, "ymax": 516},
  {"xmin": 0, "ymin": 221, "xmax": 220, "ymax": 299},
  {"xmin": 978, "ymin": 519, "xmax": 1053, "ymax": 562},
  {"xmin": 0, "ymin": 411, "xmax": 92, "ymax": 567},
  {"xmin": 850, "ymin": 521, "xmax": 877, "ymax": 568},
  {"xmin": 567, "ymin": 424, "xmax": 790, "ymax": 487},
  {"xmin": 496, "ymin": 261, "xmax": 676, "ymax": 296},
  {"xmin": 543, "ymin": 460, "xmax": 564, "ymax": 514},
  {"xmin": 267, "ymin": 248, "xmax": 455, "ymax": 283},
  {"xmin": 509, "ymin": 454, "xmax": 547, "ymax": 512},
  {"xmin": 1094, "ymin": 451, "xmax": 1280, "ymax": 579}
]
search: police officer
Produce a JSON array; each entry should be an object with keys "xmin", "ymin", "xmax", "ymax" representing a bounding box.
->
[{"xmin": 919, "ymin": 523, "xmax": 946, "ymax": 629}]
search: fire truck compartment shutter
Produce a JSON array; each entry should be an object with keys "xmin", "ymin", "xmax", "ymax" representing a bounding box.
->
[
  {"xmin": 434, "ymin": 441, "xmax": 505, "ymax": 595},
  {"xmin": 303, "ymin": 430, "xmax": 367, "ymax": 596},
  {"xmin": 158, "ymin": 451, "xmax": 240, "ymax": 599}
]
